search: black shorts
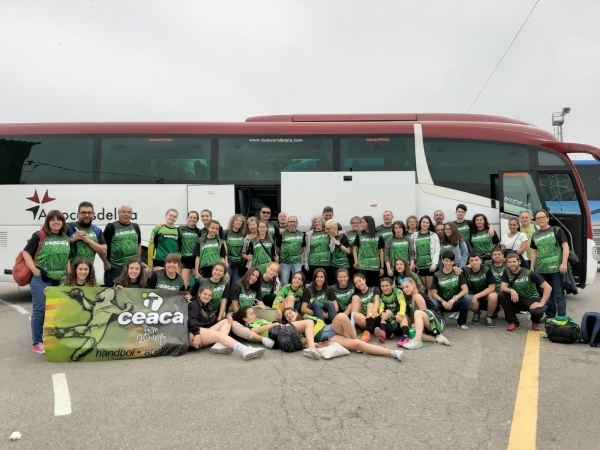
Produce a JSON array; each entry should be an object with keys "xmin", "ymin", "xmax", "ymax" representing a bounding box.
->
[
  {"xmin": 416, "ymin": 267, "xmax": 434, "ymax": 277},
  {"xmin": 181, "ymin": 256, "xmax": 195, "ymax": 270},
  {"xmin": 153, "ymin": 259, "xmax": 165, "ymax": 268},
  {"xmin": 474, "ymin": 295, "xmax": 496, "ymax": 311},
  {"xmin": 199, "ymin": 266, "xmax": 213, "ymax": 279}
]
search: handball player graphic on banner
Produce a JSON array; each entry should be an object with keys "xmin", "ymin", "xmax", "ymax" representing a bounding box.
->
[{"xmin": 44, "ymin": 287, "xmax": 189, "ymax": 362}]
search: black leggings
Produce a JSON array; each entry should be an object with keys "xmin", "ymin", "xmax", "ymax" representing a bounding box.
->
[
  {"xmin": 358, "ymin": 269, "xmax": 380, "ymax": 287},
  {"xmin": 261, "ymin": 294, "xmax": 276, "ymax": 308}
]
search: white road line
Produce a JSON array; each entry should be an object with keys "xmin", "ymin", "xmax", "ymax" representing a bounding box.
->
[
  {"xmin": 0, "ymin": 298, "xmax": 29, "ymax": 315},
  {"xmin": 51, "ymin": 373, "xmax": 72, "ymax": 416}
]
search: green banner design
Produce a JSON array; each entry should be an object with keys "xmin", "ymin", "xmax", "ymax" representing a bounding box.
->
[{"xmin": 44, "ymin": 287, "xmax": 189, "ymax": 362}]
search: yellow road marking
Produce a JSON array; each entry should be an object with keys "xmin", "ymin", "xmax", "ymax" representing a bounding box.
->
[{"xmin": 508, "ymin": 331, "xmax": 541, "ymax": 450}]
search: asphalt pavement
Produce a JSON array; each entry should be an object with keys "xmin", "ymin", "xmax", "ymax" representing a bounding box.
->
[{"xmin": 1, "ymin": 277, "xmax": 599, "ymax": 450}]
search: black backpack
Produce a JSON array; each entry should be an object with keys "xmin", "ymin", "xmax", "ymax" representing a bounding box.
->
[{"xmin": 545, "ymin": 316, "xmax": 582, "ymax": 344}]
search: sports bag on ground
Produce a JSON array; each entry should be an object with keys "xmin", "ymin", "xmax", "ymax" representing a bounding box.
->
[
  {"xmin": 545, "ymin": 316, "xmax": 582, "ymax": 344},
  {"xmin": 581, "ymin": 312, "xmax": 600, "ymax": 347}
]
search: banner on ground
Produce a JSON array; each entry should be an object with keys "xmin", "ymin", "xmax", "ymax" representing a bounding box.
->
[{"xmin": 44, "ymin": 287, "xmax": 189, "ymax": 362}]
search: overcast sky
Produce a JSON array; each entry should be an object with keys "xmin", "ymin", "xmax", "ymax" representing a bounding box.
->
[{"xmin": 1, "ymin": 1, "xmax": 599, "ymax": 149}]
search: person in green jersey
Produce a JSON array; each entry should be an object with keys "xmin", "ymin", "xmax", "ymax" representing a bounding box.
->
[
  {"xmin": 199, "ymin": 209, "xmax": 226, "ymax": 240},
  {"xmin": 258, "ymin": 205, "xmax": 280, "ymax": 239},
  {"xmin": 276, "ymin": 215, "xmax": 305, "ymax": 286},
  {"xmin": 439, "ymin": 222, "xmax": 468, "ymax": 271},
  {"xmin": 519, "ymin": 211, "xmax": 538, "ymax": 263},
  {"xmin": 225, "ymin": 214, "xmax": 247, "ymax": 284},
  {"xmin": 233, "ymin": 306, "xmax": 320, "ymax": 359},
  {"xmin": 489, "ymin": 247, "xmax": 507, "ymax": 295},
  {"xmin": 245, "ymin": 221, "xmax": 277, "ymax": 274},
  {"xmin": 273, "ymin": 271, "xmax": 305, "ymax": 316},
  {"xmin": 304, "ymin": 216, "xmax": 333, "ymax": 284},
  {"xmin": 463, "ymin": 252, "xmax": 497, "ymax": 328},
  {"xmin": 61, "ymin": 259, "xmax": 98, "ymax": 287},
  {"xmin": 398, "ymin": 277, "xmax": 451, "ymax": 349},
  {"xmin": 353, "ymin": 216, "xmax": 385, "ymax": 287},
  {"xmin": 189, "ymin": 262, "xmax": 230, "ymax": 320},
  {"xmin": 431, "ymin": 251, "xmax": 472, "ymax": 330},
  {"xmin": 350, "ymin": 273, "xmax": 382, "ymax": 343},
  {"xmin": 67, "ymin": 201, "xmax": 107, "ymax": 268},
  {"xmin": 188, "ymin": 288, "xmax": 265, "ymax": 360},
  {"xmin": 283, "ymin": 309, "xmax": 404, "ymax": 361},
  {"xmin": 453, "ymin": 204, "xmax": 472, "ymax": 248},
  {"xmin": 146, "ymin": 254, "xmax": 186, "ymax": 291},
  {"xmin": 405, "ymin": 215, "xmax": 418, "ymax": 234},
  {"xmin": 500, "ymin": 253, "xmax": 552, "ymax": 331},
  {"xmin": 331, "ymin": 269, "xmax": 356, "ymax": 317},
  {"xmin": 469, "ymin": 214, "xmax": 499, "ymax": 266},
  {"xmin": 384, "ymin": 221, "xmax": 414, "ymax": 277},
  {"xmin": 177, "ymin": 211, "xmax": 201, "ymax": 288},
  {"xmin": 194, "ymin": 220, "xmax": 228, "ymax": 279},
  {"xmin": 346, "ymin": 216, "xmax": 362, "ymax": 269},
  {"xmin": 393, "ymin": 258, "xmax": 426, "ymax": 293},
  {"xmin": 114, "ymin": 259, "xmax": 148, "ymax": 289},
  {"xmin": 23, "ymin": 210, "xmax": 71, "ymax": 354},
  {"xmin": 375, "ymin": 210, "xmax": 395, "ymax": 245},
  {"xmin": 326, "ymin": 219, "xmax": 351, "ymax": 273},
  {"xmin": 530, "ymin": 209, "xmax": 570, "ymax": 319},
  {"xmin": 103, "ymin": 205, "xmax": 141, "ymax": 287},
  {"xmin": 148, "ymin": 208, "xmax": 182, "ymax": 272},
  {"xmin": 259, "ymin": 262, "xmax": 281, "ymax": 308},
  {"xmin": 242, "ymin": 217, "xmax": 258, "ymax": 269},
  {"xmin": 410, "ymin": 215, "xmax": 440, "ymax": 293},
  {"xmin": 375, "ymin": 278, "xmax": 409, "ymax": 344},
  {"xmin": 301, "ymin": 268, "xmax": 337, "ymax": 322},
  {"xmin": 230, "ymin": 267, "xmax": 263, "ymax": 312}
]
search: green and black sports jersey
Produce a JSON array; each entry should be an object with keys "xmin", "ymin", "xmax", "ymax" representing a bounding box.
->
[
  {"xmin": 108, "ymin": 222, "xmax": 140, "ymax": 268},
  {"xmin": 194, "ymin": 236, "xmax": 225, "ymax": 268},
  {"xmin": 198, "ymin": 277, "xmax": 229, "ymax": 313},
  {"xmin": 152, "ymin": 270, "xmax": 185, "ymax": 291},
  {"xmin": 380, "ymin": 287, "xmax": 406, "ymax": 316},
  {"xmin": 375, "ymin": 225, "xmax": 393, "ymax": 245},
  {"xmin": 489, "ymin": 263, "xmax": 506, "ymax": 293},
  {"xmin": 232, "ymin": 283, "xmax": 259, "ymax": 308},
  {"xmin": 277, "ymin": 230, "xmax": 305, "ymax": 265},
  {"xmin": 260, "ymin": 277, "xmax": 275, "ymax": 300},
  {"xmin": 179, "ymin": 226, "xmax": 200, "ymax": 258},
  {"xmin": 355, "ymin": 287, "xmax": 380, "ymax": 315},
  {"xmin": 355, "ymin": 232, "xmax": 383, "ymax": 271},
  {"xmin": 225, "ymin": 230, "xmax": 244, "ymax": 264},
  {"xmin": 331, "ymin": 282, "xmax": 355, "ymax": 312},
  {"xmin": 249, "ymin": 319, "xmax": 271, "ymax": 338},
  {"xmin": 35, "ymin": 234, "xmax": 71, "ymax": 281},
  {"xmin": 395, "ymin": 274, "xmax": 426, "ymax": 294},
  {"xmin": 331, "ymin": 234, "xmax": 350, "ymax": 269},
  {"xmin": 414, "ymin": 233, "xmax": 432, "ymax": 269},
  {"xmin": 502, "ymin": 269, "xmax": 543, "ymax": 299},
  {"xmin": 248, "ymin": 239, "xmax": 275, "ymax": 273},
  {"xmin": 470, "ymin": 230, "xmax": 495, "ymax": 260},
  {"xmin": 150, "ymin": 226, "xmax": 181, "ymax": 261},
  {"xmin": 346, "ymin": 230, "xmax": 357, "ymax": 254},
  {"xmin": 454, "ymin": 220, "xmax": 471, "ymax": 242},
  {"xmin": 267, "ymin": 223, "xmax": 277, "ymax": 239},
  {"xmin": 530, "ymin": 227, "xmax": 566, "ymax": 274},
  {"xmin": 432, "ymin": 270, "xmax": 466, "ymax": 301},
  {"xmin": 308, "ymin": 230, "xmax": 331, "ymax": 266},
  {"xmin": 69, "ymin": 224, "xmax": 104, "ymax": 262},
  {"xmin": 463, "ymin": 267, "xmax": 495, "ymax": 295},
  {"xmin": 441, "ymin": 243, "xmax": 453, "ymax": 255},
  {"xmin": 386, "ymin": 236, "xmax": 411, "ymax": 264},
  {"xmin": 303, "ymin": 287, "xmax": 333, "ymax": 308},
  {"xmin": 275, "ymin": 284, "xmax": 304, "ymax": 311}
]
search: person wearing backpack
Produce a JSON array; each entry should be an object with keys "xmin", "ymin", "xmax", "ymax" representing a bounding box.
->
[
  {"xmin": 67, "ymin": 201, "xmax": 107, "ymax": 268},
  {"xmin": 22, "ymin": 210, "xmax": 71, "ymax": 354},
  {"xmin": 499, "ymin": 253, "xmax": 552, "ymax": 332},
  {"xmin": 530, "ymin": 210, "xmax": 570, "ymax": 319}
]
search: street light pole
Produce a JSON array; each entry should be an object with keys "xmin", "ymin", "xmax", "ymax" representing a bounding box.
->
[{"xmin": 552, "ymin": 107, "xmax": 571, "ymax": 141}]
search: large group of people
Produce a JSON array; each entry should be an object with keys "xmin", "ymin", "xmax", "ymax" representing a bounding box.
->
[{"xmin": 24, "ymin": 202, "xmax": 572, "ymax": 361}]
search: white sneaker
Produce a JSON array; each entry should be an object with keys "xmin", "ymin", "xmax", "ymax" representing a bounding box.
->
[
  {"xmin": 210, "ymin": 342, "xmax": 233, "ymax": 354},
  {"xmin": 402, "ymin": 339, "xmax": 423, "ymax": 350},
  {"xmin": 303, "ymin": 348, "xmax": 321, "ymax": 360},
  {"xmin": 435, "ymin": 334, "xmax": 451, "ymax": 346},
  {"xmin": 449, "ymin": 312, "xmax": 459, "ymax": 320},
  {"xmin": 262, "ymin": 337, "xmax": 275, "ymax": 349},
  {"xmin": 391, "ymin": 349, "xmax": 404, "ymax": 361},
  {"xmin": 242, "ymin": 347, "xmax": 265, "ymax": 361}
]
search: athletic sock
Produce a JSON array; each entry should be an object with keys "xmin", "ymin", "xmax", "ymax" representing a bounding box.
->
[
  {"xmin": 366, "ymin": 318, "xmax": 375, "ymax": 333},
  {"xmin": 380, "ymin": 322, "xmax": 389, "ymax": 334},
  {"xmin": 401, "ymin": 326, "xmax": 410, "ymax": 338},
  {"xmin": 233, "ymin": 342, "xmax": 248, "ymax": 354}
]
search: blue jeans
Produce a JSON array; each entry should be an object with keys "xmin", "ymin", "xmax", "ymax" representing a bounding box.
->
[
  {"xmin": 227, "ymin": 264, "xmax": 244, "ymax": 285},
  {"xmin": 280, "ymin": 262, "xmax": 302, "ymax": 287},
  {"xmin": 311, "ymin": 300, "xmax": 337, "ymax": 323},
  {"xmin": 540, "ymin": 272, "xmax": 566, "ymax": 317},
  {"xmin": 433, "ymin": 296, "xmax": 473, "ymax": 327},
  {"xmin": 105, "ymin": 267, "xmax": 123, "ymax": 287},
  {"xmin": 31, "ymin": 275, "xmax": 52, "ymax": 345}
]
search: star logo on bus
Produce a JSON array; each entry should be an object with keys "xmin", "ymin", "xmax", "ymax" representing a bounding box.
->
[{"xmin": 26, "ymin": 189, "xmax": 56, "ymax": 219}]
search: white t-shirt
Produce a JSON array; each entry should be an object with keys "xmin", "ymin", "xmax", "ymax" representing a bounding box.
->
[{"xmin": 501, "ymin": 232, "xmax": 529, "ymax": 260}]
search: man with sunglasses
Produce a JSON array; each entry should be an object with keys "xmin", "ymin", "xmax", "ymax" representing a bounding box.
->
[
  {"xmin": 67, "ymin": 201, "xmax": 107, "ymax": 265},
  {"xmin": 259, "ymin": 206, "xmax": 279, "ymax": 239},
  {"xmin": 530, "ymin": 209, "xmax": 570, "ymax": 319}
]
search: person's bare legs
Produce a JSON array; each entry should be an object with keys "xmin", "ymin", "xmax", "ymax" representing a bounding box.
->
[
  {"xmin": 330, "ymin": 336, "xmax": 392, "ymax": 356},
  {"xmin": 291, "ymin": 320, "xmax": 317, "ymax": 348},
  {"xmin": 181, "ymin": 268, "xmax": 192, "ymax": 288},
  {"xmin": 412, "ymin": 310, "xmax": 436, "ymax": 343},
  {"xmin": 331, "ymin": 314, "xmax": 357, "ymax": 338},
  {"xmin": 210, "ymin": 319, "xmax": 232, "ymax": 335}
]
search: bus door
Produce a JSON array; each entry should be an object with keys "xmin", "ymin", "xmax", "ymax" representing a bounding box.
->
[
  {"xmin": 499, "ymin": 171, "xmax": 587, "ymax": 286},
  {"xmin": 187, "ymin": 185, "xmax": 235, "ymax": 223}
]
